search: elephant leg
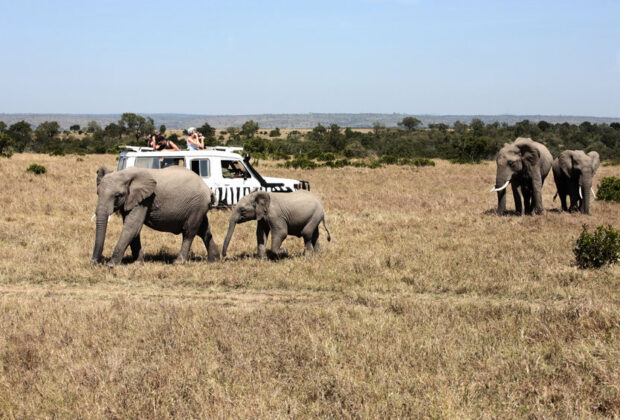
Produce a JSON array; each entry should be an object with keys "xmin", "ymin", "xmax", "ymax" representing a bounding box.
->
[
  {"xmin": 176, "ymin": 233, "xmax": 196, "ymax": 264},
  {"xmin": 130, "ymin": 236, "xmax": 144, "ymax": 263},
  {"xmin": 521, "ymin": 186, "xmax": 532, "ymax": 215},
  {"xmin": 531, "ymin": 175, "xmax": 544, "ymax": 215},
  {"xmin": 559, "ymin": 193, "xmax": 568, "ymax": 212},
  {"xmin": 199, "ymin": 218, "xmax": 220, "ymax": 263},
  {"xmin": 256, "ymin": 220, "xmax": 270, "ymax": 259},
  {"xmin": 311, "ymin": 227, "xmax": 321, "ymax": 253},
  {"xmin": 269, "ymin": 228, "xmax": 288, "ymax": 259},
  {"xmin": 512, "ymin": 184, "xmax": 523, "ymax": 215},
  {"xmin": 568, "ymin": 183, "xmax": 580, "ymax": 212},
  {"xmin": 110, "ymin": 207, "xmax": 147, "ymax": 265}
]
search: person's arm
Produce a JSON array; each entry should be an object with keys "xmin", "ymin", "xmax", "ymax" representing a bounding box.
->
[
  {"xmin": 198, "ymin": 134, "xmax": 205, "ymax": 149},
  {"xmin": 187, "ymin": 135, "xmax": 199, "ymax": 147},
  {"xmin": 169, "ymin": 141, "xmax": 179, "ymax": 151}
]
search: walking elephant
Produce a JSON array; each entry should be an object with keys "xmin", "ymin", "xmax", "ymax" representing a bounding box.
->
[
  {"xmin": 490, "ymin": 137, "xmax": 553, "ymax": 215},
  {"xmin": 92, "ymin": 165, "xmax": 220, "ymax": 265},
  {"xmin": 222, "ymin": 190, "xmax": 331, "ymax": 259},
  {"xmin": 552, "ymin": 150, "xmax": 600, "ymax": 214}
]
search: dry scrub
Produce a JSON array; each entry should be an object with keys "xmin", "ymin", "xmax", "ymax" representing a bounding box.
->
[{"xmin": 0, "ymin": 153, "xmax": 619, "ymax": 417}]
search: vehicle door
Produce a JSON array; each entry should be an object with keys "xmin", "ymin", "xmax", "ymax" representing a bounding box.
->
[{"xmin": 212, "ymin": 157, "xmax": 259, "ymax": 205}]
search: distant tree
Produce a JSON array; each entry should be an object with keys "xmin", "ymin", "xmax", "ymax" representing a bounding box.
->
[
  {"xmin": 226, "ymin": 127, "xmax": 241, "ymax": 142},
  {"xmin": 159, "ymin": 124, "xmax": 166, "ymax": 134},
  {"xmin": 198, "ymin": 122, "xmax": 217, "ymax": 145},
  {"xmin": 35, "ymin": 121, "xmax": 60, "ymax": 139},
  {"xmin": 453, "ymin": 121, "xmax": 468, "ymax": 134},
  {"xmin": 428, "ymin": 123, "xmax": 448, "ymax": 132},
  {"xmin": 0, "ymin": 121, "xmax": 7, "ymax": 133},
  {"xmin": 241, "ymin": 120, "xmax": 259, "ymax": 138},
  {"xmin": 7, "ymin": 121, "xmax": 32, "ymax": 152},
  {"xmin": 87, "ymin": 120, "xmax": 102, "ymax": 133},
  {"xmin": 70, "ymin": 124, "xmax": 80, "ymax": 132},
  {"xmin": 0, "ymin": 133, "xmax": 15, "ymax": 158},
  {"xmin": 104, "ymin": 122, "xmax": 124, "ymax": 139},
  {"xmin": 118, "ymin": 113, "xmax": 154, "ymax": 140},
  {"xmin": 610, "ymin": 122, "xmax": 620, "ymax": 130},
  {"xmin": 398, "ymin": 117, "xmax": 422, "ymax": 131},
  {"xmin": 470, "ymin": 118, "xmax": 485, "ymax": 137},
  {"xmin": 537, "ymin": 120, "xmax": 552, "ymax": 132},
  {"xmin": 372, "ymin": 122, "xmax": 387, "ymax": 138},
  {"xmin": 269, "ymin": 127, "xmax": 281, "ymax": 137},
  {"xmin": 326, "ymin": 124, "xmax": 345, "ymax": 152}
]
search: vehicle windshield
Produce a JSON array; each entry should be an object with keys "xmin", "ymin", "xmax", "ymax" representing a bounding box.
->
[{"xmin": 221, "ymin": 160, "xmax": 250, "ymax": 179}]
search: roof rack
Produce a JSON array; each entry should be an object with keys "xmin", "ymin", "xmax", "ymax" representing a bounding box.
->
[{"xmin": 118, "ymin": 146, "xmax": 154, "ymax": 152}]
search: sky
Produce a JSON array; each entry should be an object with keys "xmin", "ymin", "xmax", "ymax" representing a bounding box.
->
[{"xmin": 1, "ymin": 0, "xmax": 619, "ymax": 116}]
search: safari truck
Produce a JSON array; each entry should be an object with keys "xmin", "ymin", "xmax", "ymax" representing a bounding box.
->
[{"xmin": 116, "ymin": 146, "xmax": 310, "ymax": 207}]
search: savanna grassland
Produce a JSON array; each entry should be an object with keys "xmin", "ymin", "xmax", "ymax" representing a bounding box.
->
[{"xmin": 0, "ymin": 153, "xmax": 619, "ymax": 418}]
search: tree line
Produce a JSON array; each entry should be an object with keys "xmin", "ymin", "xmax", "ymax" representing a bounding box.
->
[{"xmin": 1, "ymin": 113, "xmax": 619, "ymax": 163}]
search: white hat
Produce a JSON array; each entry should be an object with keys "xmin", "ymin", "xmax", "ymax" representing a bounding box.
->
[{"xmin": 188, "ymin": 127, "xmax": 196, "ymax": 134}]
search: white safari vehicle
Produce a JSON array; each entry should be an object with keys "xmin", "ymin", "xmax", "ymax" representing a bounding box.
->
[{"xmin": 117, "ymin": 146, "xmax": 310, "ymax": 207}]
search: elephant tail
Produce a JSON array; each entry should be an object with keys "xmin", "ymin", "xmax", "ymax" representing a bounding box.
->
[{"xmin": 322, "ymin": 218, "xmax": 331, "ymax": 242}]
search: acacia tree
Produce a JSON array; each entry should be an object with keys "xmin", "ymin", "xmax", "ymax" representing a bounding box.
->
[
  {"xmin": 118, "ymin": 113, "xmax": 155, "ymax": 141},
  {"xmin": 241, "ymin": 120, "xmax": 259, "ymax": 138},
  {"xmin": 398, "ymin": 117, "xmax": 422, "ymax": 130}
]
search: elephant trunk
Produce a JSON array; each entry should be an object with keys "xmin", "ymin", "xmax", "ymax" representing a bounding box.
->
[
  {"xmin": 580, "ymin": 175, "xmax": 593, "ymax": 214},
  {"xmin": 92, "ymin": 210, "xmax": 109, "ymax": 263},
  {"xmin": 494, "ymin": 168, "xmax": 512, "ymax": 216},
  {"xmin": 222, "ymin": 219, "xmax": 237, "ymax": 257}
]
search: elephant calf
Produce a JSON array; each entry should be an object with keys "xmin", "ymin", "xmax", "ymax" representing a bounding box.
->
[
  {"xmin": 222, "ymin": 190, "xmax": 331, "ymax": 259},
  {"xmin": 92, "ymin": 166, "xmax": 220, "ymax": 265},
  {"xmin": 552, "ymin": 150, "xmax": 600, "ymax": 214}
]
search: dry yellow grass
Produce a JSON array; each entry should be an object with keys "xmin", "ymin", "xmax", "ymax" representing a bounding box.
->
[{"xmin": 0, "ymin": 153, "xmax": 619, "ymax": 417}]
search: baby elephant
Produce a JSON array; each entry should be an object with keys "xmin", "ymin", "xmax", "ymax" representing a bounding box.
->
[{"xmin": 222, "ymin": 190, "xmax": 331, "ymax": 259}]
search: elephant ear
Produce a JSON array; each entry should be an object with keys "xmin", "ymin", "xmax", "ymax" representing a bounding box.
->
[
  {"xmin": 253, "ymin": 191, "xmax": 271, "ymax": 221},
  {"xmin": 96, "ymin": 166, "xmax": 113, "ymax": 189},
  {"xmin": 125, "ymin": 170, "xmax": 157, "ymax": 212},
  {"xmin": 588, "ymin": 151, "xmax": 600, "ymax": 174},
  {"xmin": 516, "ymin": 141, "xmax": 540, "ymax": 167},
  {"xmin": 558, "ymin": 151, "xmax": 573, "ymax": 178}
]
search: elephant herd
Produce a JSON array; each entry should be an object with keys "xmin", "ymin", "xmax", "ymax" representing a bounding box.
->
[
  {"xmin": 491, "ymin": 137, "xmax": 600, "ymax": 216},
  {"xmin": 91, "ymin": 165, "xmax": 330, "ymax": 266},
  {"xmin": 92, "ymin": 138, "xmax": 600, "ymax": 265}
]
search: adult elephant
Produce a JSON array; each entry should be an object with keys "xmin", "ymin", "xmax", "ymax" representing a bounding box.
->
[
  {"xmin": 490, "ymin": 137, "xmax": 553, "ymax": 215},
  {"xmin": 552, "ymin": 150, "xmax": 600, "ymax": 214},
  {"xmin": 92, "ymin": 165, "xmax": 220, "ymax": 265},
  {"xmin": 222, "ymin": 190, "xmax": 330, "ymax": 259}
]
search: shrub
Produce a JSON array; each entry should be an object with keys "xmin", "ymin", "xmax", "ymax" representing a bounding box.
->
[
  {"xmin": 573, "ymin": 224, "xmax": 620, "ymax": 269},
  {"xmin": 411, "ymin": 158, "xmax": 435, "ymax": 167},
  {"xmin": 596, "ymin": 176, "xmax": 620, "ymax": 202},
  {"xmin": 26, "ymin": 164, "xmax": 46, "ymax": 175},
  {"xmin": 0, "ymin": 133, "xmax": 14, "ymax": 158},
  {"xmin": 281, "ymin": 157, "xmax": 318, "ymax": 170}
]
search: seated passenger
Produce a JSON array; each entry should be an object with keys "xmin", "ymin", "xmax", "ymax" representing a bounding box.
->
[
  {"xmin": 155, "ymin": 133, "xmax": 179, "ymax": 151},
  {"xmin": 186, "ymin": 127, "xmax": 205, "ymax": 151}
]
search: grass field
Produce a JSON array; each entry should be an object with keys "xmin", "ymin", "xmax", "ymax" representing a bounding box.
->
[{"xmin": 0, "ymin": 153, "xmax": 619, "ymax": 417}]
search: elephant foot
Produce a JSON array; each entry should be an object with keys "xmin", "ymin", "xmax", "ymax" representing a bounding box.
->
[
  {"xmin": 174, "ymin": 256, "xmax": 187, "ymax": 264},
  {"xmin": 207, "ymin": 254, "xmax": 220, "ymax": 263},
  {"xmin": 272, "ymin": 248, "xmax": 289, "ymax": 260}
]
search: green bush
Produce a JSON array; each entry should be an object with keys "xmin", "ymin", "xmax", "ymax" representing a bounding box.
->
[
  {"xmin": 410, "ymin": 158, "xmax": 435, "ymax": 167},
  {"xmin": 26, "ymin": 163, "xmax": 46, "ymax": 175},
  {"xmin": 573, "ymin": 224, "xmax": 620, "ymax": 269},
  {"xmin": 596, "ymin": 177, "xmax": 620, "ymax": 202}
]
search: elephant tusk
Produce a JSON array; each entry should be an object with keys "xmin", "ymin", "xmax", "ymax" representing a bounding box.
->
[
  {"xmin": 490, "ymin": 180, "xmax": 510, "ymax": 193},
  {"xmin": 91, "ymin": 214, "xmax": 111, "ymax": 222},
  {"xmin": 591, "ymin": 188, "xmax": 597, "ymax": 199},
  {"xmin": 579, "ymin": 186, "xmax": 583, "ymax": 200}
]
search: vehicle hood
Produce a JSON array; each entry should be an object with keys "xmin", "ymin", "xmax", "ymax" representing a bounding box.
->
[{"xmin": 263, "ymin": 176, "xmax": 299, "ymax": 186}]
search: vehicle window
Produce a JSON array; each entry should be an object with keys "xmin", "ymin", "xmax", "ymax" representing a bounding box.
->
[
  {"xmin": 221, "ymin": 160, "xmax": 250, "ymax": 179},
  {"xmin": 117, "ymin": 157, "xmax": 127, "ymax": 171},
  {"xmin": 161, "ymin": 158, "xmax": 185, "ymax": 168},
  {"xmin": 191, "ymin": 159, "xmax": 210, "ymax": 177},
  {"xmin": 134, "ymin": 157, "xmax": 160, "ymax": 169}
]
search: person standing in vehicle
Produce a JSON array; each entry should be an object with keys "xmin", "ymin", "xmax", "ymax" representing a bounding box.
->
[{"xmin": 186, "ymin": 127, "xmax": 205, "ymax": 150}]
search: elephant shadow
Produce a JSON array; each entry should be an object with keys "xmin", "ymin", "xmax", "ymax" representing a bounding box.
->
[
  {"xmin": 117, "ymin": 251, "xmax": 207, "ymax": 265},
  {"xmin": 483, "ymin": 208, "xmax": 562, "ymax": 216},
  {"xmin": 224, "ymin": 250, "xmax": 297, "ymax": 262}
]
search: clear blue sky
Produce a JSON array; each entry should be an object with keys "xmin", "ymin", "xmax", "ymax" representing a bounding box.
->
[{"xmin": 1, "ymin": 0, "xmax": 619, "ymax": 116}]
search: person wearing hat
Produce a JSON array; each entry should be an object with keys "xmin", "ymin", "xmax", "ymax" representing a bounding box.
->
[{"xmin": 186, "ymin": 127, "xmax": 205, "ymax": 151}]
